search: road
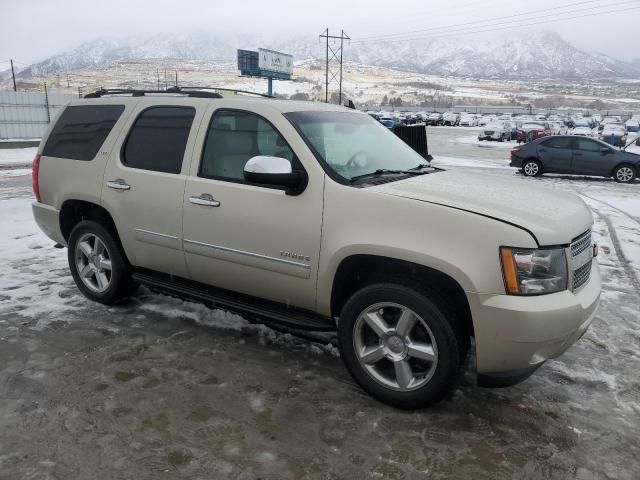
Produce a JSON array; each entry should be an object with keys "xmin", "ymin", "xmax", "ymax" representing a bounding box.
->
[{"xmin": 1, "ymin": 136, "xmax": 639, "ymax": 480}]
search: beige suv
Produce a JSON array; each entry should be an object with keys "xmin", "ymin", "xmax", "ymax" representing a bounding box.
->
[{"xmin": 31, "ymin": 89, "xmax": 600, "ymax": 408}]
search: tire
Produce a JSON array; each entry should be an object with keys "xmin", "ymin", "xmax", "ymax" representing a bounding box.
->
[
  {"xmin": 522, "ymin": 159, "xmax": 542, "ymax": 177},
  {"xmin": 68, "ymin": 220, "xmax": 135, "ymax": 305},
  {"xmin": 499, "ymin": 134, "xmax": 505, "ymax": 142},
  {"xmin": 337, "ymin": 283, "xmax": 463, "ymax": 409},
  {"xmin": 612, "ymin": 164, "xmax": 636, "ymax": 183}
]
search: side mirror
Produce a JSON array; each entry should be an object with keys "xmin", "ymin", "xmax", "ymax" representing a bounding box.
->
[{"xmin": 244, "ymin": 156, "xmax": 305, "ymax": 194}]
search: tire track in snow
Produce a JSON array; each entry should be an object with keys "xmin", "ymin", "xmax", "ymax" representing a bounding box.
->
[{"xmin": 585, "ymin": 199, "xmax": 640, "ymax": 295}]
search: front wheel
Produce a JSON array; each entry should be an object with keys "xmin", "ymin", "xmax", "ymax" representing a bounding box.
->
[
  {"xmin": 522, "ymin": 159, "xmax": 542, "ymax": 177},
  {"xmin": 337, "ymin": 284, "xmax": 463, "ymax": 409},
  {"xmin": 68, "ymin": 220, "xmax": 135, "ymax": 305},
  {"xmin": 613, "ymin": 164, "xmax": 636, "ymax": 183}
]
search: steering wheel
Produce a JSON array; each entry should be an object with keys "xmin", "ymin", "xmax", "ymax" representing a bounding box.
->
[{"xmin": 345, "ymin": 150, "xmax": 369, "ymax": 171}]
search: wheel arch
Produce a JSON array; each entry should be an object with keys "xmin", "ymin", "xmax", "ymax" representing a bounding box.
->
[
  {"xmin": 59, "ymin": 199, "xmax": 128, "ymax": 262},
  {"xmin": 611, "ymin": 162, "xmax": 637, "ymax": 178},
  {"xmin": 330, "ymin": 254, "xmax": 475, "ymax": 341}
]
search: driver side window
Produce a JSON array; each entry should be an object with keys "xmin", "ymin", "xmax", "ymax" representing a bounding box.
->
[{"xmin": 199, "ymin": 110, "xmax": 294, "ymax": 182}]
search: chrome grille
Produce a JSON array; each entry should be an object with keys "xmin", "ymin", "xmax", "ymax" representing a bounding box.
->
[
  {"xmin": 573, "ymin": 259, "xmax": 592, "ymax": 290},
  {"xmin": 570, "ymin": 229, "xmax": 593, "ymax": 291},
  {"xmin": 484, "ymin": 130, "xmax": 494, "ymax": 135},
  {"xmin": 571, "ymin": 230, "xmax": 592, "ymax": 258}
]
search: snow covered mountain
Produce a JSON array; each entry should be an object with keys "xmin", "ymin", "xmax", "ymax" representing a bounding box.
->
[{"xmin": 10, "ymin": 30, "xmax": 640, "ymax": 81}]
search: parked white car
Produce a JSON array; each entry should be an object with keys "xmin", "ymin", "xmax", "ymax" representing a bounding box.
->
[
  {"xmin": 459, "ymin": 114, "xmax": 479, "ymax": 127},
  {"xmin": 550, "ymin": 122, "xmax": 568, "ymax": 135},
  {"xmin": 625, "ymin": 119, "xmax": 639, "ymax": 132},
  {"xmin": 571, "ymin": 122, "xmax": 594, "ymax": 137},
  {"xmin": 478, "ymin": 122, "xmax": 511, "ymax": 141},
  {"xmin": 442, "ymin": 112, "xmax": 460, "ymax": 126}
]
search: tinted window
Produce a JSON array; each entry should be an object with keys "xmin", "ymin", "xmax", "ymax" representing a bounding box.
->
[
  {"xmin": 542, "ymin": 137, "xmax": 571, "ymax": 149},
  {"xmin": 123, "ymin": 107, "xmax": 195, "ymax": 173},
  {"xmin": 43, "ymin": 105, "xmax": 124, "ymax": 160},
  {"xmin": 200, "ymin": 110, "xmax": 294, "ymax": 181},
  {"xmin": 575, "ymin": 138, "xmax": 605, "ymax": 152}
]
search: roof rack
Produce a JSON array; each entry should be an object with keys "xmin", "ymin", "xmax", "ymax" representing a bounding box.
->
[
  {"xmin": 177, "ymin": 86, "xmax": 274, "ymax": 98},
  {"xmin": 84, "ymin": 87, "xmax": 223, "ymax": 99},
  {"xmin": 84, "ymin": 86, "xmax": 273, "ymax": 99}
]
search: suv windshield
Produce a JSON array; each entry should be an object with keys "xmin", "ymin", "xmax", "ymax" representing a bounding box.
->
[{"xmin": 285, "ymin": 111, "xmax": 425, "ymax": 181}]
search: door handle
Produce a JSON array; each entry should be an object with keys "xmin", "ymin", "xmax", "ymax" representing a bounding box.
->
[
  {"xmin": 106, "ymin": 179, "xmax": 130, "ymax": 190},
  {"xmin": 574, "ymin": 153, "xmax": 583, "ymax": 156},
  {"xmin": 539, "ymin": 148, "xmax": 547, "ymax": 152},
  {"xmin": 189, "ymin": 194, "xmax": 220, "ymax": 207}
]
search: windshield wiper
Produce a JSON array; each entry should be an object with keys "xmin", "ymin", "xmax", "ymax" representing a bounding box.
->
[
  {"xmin": 349, "ymin": 164, "xmax": 436, "ymax": 183},
  {"xmin": 349, "ymin": 169, "xmax": 404, "ymax": 183}
]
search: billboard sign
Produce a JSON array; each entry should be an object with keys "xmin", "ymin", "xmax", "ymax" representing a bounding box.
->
[{"xmin": 258, "ymin": 48, "xmax": 293, "ymax": 77}]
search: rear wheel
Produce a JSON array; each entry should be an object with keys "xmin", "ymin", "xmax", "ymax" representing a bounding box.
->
[
  {"xmin": 613, "ymin": 164, "xmax": 636, "ymax": 183},
  {"xmin": 68, "ymin": 220, "xmax": 135, "ymax": 304},
  {"xmin": 522, "ymin": 159, "xmax": 542, "ymax": 177},
  {"xmin": 338, "ymin": 283, "xmax": 463, "ymax": 409}
]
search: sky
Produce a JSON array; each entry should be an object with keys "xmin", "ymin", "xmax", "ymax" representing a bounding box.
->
[{"xmin": 0, "ymin": 0, "xmax": 638, "ymax": 68}]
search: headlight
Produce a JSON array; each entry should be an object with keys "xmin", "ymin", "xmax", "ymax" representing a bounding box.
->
[{"xmin": 500, "ymin": 247, "xmax": 567, "ymax": 295}]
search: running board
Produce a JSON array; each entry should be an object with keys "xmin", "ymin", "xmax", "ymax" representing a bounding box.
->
[{"xmin": 132, "ymin": 270, "xmax": 336, "ymax": 332}]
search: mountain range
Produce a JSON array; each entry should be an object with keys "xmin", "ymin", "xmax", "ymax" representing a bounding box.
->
[{"xmin": 5, "ymin": 30, "xmax": 640, "ymax": 81}]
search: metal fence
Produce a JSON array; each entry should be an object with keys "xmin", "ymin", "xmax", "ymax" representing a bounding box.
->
[{"xmin": 0, "ymin": 90, "xmax": 79, "ymax": 140}]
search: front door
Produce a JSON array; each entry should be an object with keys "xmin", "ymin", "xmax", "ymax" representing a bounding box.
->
[
  {"xmin": 536, "ymin": 137, "xmax": 572, "ymax": 174},
  {"xmin": 182, "ymin": 107, "xmax": 324, "ymax": 311},
  {"xmin": 571, "ymin": 137, "xmax": 615, "ymax": 176},
  {"xmin": 101, "ymin": 99, "xmax": 204, "ymax": 278}
]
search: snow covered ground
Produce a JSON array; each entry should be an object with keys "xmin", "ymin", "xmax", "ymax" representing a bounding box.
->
[
  {"xmin": 0, "ymin": 147, "xmax": 37, "ymax": 168},
  {"xmin": 1, "ymin": 142, "xmax": 640, "ymax": 479}
]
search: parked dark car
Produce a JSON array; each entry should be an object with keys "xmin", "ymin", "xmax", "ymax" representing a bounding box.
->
[{"xmin": 510, "ymin": 136, "xmax": 640, "ymax": 183}]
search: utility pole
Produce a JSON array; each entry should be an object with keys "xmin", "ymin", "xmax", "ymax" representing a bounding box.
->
[
  {"xmin": 10, "ymin": 59, "xmax": 17, "ymax": 91},
  {"xmin": 175, "ymin": 71, "xmax": 178, "ymax": 88},
  {"xmin": 43, "ymin": 82, "xmax": 50, "ymax": 124},
  {"xmin": 319, "ymin": 29, "xmax": 350, "ymax": 104},
  {"xmin": 156, "ymin": 69, "xmax": 160, "ymax": 90}
]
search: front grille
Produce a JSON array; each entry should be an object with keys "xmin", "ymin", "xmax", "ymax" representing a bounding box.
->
[
  {"xmin": 484, "ymin": 131, "xmax": 494, "ymax": 135},
  {"xmin": 573, "ymin": 259, "xmax": 592, "ymax": 290},
  {"xmin": 571, "ymin": 230, "xmax": 592, "ymax": 258}
]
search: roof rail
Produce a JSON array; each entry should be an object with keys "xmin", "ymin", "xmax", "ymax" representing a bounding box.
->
[
  {"xmin": 84, "ymin": 86, "xmax": 274, "ymax": 99},
  {"xmin": 83, "ymin": 87, "xmax": 223, "ymax": 99},
  {"xmin": 177, "ymin": 86, "xmax": 274, "ymax": 98}
]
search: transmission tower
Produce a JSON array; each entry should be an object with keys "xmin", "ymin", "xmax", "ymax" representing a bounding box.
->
[{"xmin": 319, "ymin": 29, "xmax": 350, "ymax": 104}]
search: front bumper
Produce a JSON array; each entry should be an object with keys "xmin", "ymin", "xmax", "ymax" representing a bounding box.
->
[
  {"xmin": 468, "ymin": 263, "xmax": 601, "ymax": 385},
  {"xmin": 32, "ymin": 202, "xmax": 65, "ymax": 246}
]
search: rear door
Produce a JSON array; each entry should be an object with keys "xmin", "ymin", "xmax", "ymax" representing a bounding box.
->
[
  {"xmin": 101, "ymin": 99, "xmax": 205, "ymax": 277},
  {"xmin": 571, "ymin": 137, "xmax": 615, "ymax": 176},
  {"xmin": 537, "ymin": 137, "xmax": 572, "ymax": 173}
]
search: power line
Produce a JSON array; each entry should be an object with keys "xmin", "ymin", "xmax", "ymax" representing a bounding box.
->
[
  {"xmin": 352, "ymin": 4, "xmax": 640, "ymax": 45},
  {"xmin": 354, "ymin": 0, "xmax": 605, "ymax": 42}
]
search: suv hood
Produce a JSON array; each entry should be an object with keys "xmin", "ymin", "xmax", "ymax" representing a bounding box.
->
[{"xmin": 371, "ymin": 170, "xmax": 593, "ymax": 245}]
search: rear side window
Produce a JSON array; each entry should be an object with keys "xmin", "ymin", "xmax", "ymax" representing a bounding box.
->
[
  {"xmin": 123, "ymin": 106, "xmax": 195, "ymax": 174},
  {"xmin": 42, "ymin": 105, "xmax": 125, "ymax": 160},
  {"xmin": 542, "ymin": 137, "xmax": 570, "ymax": 149}
]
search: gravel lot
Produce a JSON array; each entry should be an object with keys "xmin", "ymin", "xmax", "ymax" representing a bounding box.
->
[{"xmin": 1, "ymin": 132, "xmax": 639, "ymax": 480}]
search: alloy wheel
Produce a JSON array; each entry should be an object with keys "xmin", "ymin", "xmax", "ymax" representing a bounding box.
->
[
  {"xmin": 616, "ymin": 166, "xmax": 634, "ymax": 183},
  {"xmin": 75, "ymin": 233, "xmax": 112, "ymax": 293},
  {"xmin": 524, "ymin": 162, "xmax": 539, "ymax": 176},
  {"xmin": 353, "ymin": 302, "xmax": 438, "ymax": 392}
]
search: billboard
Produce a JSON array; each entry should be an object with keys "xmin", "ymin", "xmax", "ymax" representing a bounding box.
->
[{"xmin": 258, "ymin": 49, "xmax": 293, "ymax": 77}]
